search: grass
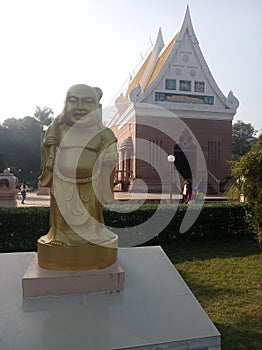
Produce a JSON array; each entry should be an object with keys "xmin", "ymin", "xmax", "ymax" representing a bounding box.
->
[{"xmin": 161, "ymin": 237, "xmax": 262, "ymax": 350}]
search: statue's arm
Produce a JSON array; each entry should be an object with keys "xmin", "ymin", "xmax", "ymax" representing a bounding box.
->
[
  {"xmin": 100, "ymin": 129, "xmax": 118, "ymax": 203},
  {"xmin": 38, "ymin": 118, "xmax": 60, "ymax": 187}
]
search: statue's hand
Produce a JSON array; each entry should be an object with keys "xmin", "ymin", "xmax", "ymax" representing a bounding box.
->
[{"xmin": 46, "ymin": 158, "xmax": 54, "ymax": 170}]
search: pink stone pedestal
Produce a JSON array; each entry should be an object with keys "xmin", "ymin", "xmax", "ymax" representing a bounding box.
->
[
  {"xmin": 22, "ymin": 255, "xmax": 125, "ymax": 298},
  {"xmin": 0, "ymin": 170, "xmax": 19, "ymax": 207},
  {"xmin": 37, "ymin": 183, "xmax": 50, "ymax": 195}
]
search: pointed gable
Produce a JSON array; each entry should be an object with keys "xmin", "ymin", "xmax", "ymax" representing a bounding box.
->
[
  {"xmin": 125, "ymin": 52, "xmax": 153, "ymax": 99},
  {"xmin": 126, "ymin": 5, "xmax": 239, "ymax": 117},
  {"xmin": 125, "ymin": 28, "xmax": 164, "ymax": 99},
  {"xmin": 145, "ymin": 32, "xmax": 178, "ymax": 89}
]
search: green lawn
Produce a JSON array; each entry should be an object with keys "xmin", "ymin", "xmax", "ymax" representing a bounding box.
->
[{"xmin": 162, "ymin": 237, "xmax": 262, "ymax": 350}]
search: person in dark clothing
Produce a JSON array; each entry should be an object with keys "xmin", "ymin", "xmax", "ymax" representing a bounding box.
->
[
  {"xmin": 186, "ymin": 180, "xmax": 192, "ymax": 203},
  {"xmin": 20, "ymin": 182, "xmax": 29, "ymax": 204}
]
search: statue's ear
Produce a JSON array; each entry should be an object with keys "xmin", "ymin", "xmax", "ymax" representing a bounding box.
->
[{"xmin": 94, "ymin": 87, "xmax": 103, "ymax": 102}]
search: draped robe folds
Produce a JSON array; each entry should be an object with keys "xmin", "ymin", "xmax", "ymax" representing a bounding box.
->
[{"xmin": 39, "ymin": 115, "xmax": 117, "ymax": 246}]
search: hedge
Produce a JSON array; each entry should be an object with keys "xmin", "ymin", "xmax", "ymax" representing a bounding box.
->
[
  {"xmin": 104, "ymin": 202, "xmax": 256, "ymax": 245},
  {"xmin": 0, "ymin": 207, "xmax": 50, "ymax": 252},
  {"xmin": 0, "ymin": 203, "xmax": 256, "ymax": 252}
]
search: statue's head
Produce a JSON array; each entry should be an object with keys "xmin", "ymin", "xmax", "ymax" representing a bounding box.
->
[{"xmin": 62, "ymin": 84, "xmax": 103, "ymax": 127}]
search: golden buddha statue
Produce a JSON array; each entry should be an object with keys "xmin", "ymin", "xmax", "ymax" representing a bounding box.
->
[{"xmin": 37, "ymin": 84, "xmax": 118, "ymax": 270}]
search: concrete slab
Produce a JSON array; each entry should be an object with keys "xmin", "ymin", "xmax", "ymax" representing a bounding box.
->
[{"xmin": 0, "ymin": 247, "xmax": 220, "ymax": 350}]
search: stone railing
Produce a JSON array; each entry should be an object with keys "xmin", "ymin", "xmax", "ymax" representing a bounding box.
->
[{"xmin": 208, "ymin": 170, "xmax": 220, "ymax": 194}]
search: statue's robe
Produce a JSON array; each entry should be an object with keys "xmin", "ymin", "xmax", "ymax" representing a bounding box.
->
[{"xmin": 39, "ymin": 116, "xmax": 117, "ymax": 246}]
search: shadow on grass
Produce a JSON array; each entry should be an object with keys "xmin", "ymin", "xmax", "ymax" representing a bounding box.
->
[
  {"xmin": 177, "ymin": 276, "xmax": 246, "ymax": 302},
  {"xmin": 160, "ymin": 236, "xmax": 261, "ymax": 264},
  {"xmin": 216, "ymin": 322, "xmax": 262, "ymax": 350}
]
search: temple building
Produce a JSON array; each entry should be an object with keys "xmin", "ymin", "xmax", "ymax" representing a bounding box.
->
[{"xmin": 108, "ymin": 6, "xmax": 239, "ymax": 193}]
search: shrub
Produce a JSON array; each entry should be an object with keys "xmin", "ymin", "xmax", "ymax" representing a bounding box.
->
[
  {"xmin": 0, "ymin": 203, "xmax": 256, "ymax": 252},
  {"xmin": 230, "ymin": 148, "xmax": 262, "ymax": 241},
  {"xmin": 0, "ymin": 207, "xmax": 49, "ymax": 252},
  {"xmin": 139, "ymin": 202, "xmax": 256, "ymax": 245}
]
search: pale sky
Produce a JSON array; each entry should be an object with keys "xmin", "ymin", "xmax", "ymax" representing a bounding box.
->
[{"xmin": 0, "ymin": 0, "xmax": 261, "ymax": 132}]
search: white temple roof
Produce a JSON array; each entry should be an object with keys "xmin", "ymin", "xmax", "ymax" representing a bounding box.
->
[{"xmin": 124, "ymin": 6, "xmax": 239, "ymax": 113}]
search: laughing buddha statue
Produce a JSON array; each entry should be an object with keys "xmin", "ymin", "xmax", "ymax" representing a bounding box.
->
[{"xmin": 37, "ymin": 84, "xmax": 118, "ymax": 270}]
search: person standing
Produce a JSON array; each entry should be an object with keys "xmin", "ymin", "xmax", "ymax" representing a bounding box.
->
[
  {"xmin": 181, "ymin": 181, "xmax": 188, "ymax": 203},
  {"xmin": 186, "ymin": 180, "xmax": 192, "ymax": 203},
  {"xmin": 20, "ymin": 182, "xmax": 29, "ymax": 204}
]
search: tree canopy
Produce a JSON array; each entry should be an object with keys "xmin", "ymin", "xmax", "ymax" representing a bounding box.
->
[
  {"xmin": 251, "ymin": 133, "xmax": 262, "ymax": 151},
  {"xmin": 230, "ymin": 138, "xmax": 262, "ymax": 240},
  {"xmin": 232, "ymin": 120, "xmax": 257, "ymax": 160},
  {"xmin": 0, "ymin": 116, "xmax": 42, "ymax": 181},
  {"xmin": 0, "ymin": 106, "xmax": 54, "ymax": 184},
  {"xmin": 34, "ymin": 106, "xmax": 54, "ymax": 126},
  {"xmin": 0, "ymin": 152, "xmax": 8, "ymax": 172}
]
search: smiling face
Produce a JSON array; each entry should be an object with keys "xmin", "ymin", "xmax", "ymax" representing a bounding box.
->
[{"xmin": 63, "ymin": 84, "xmax": 102, "ymax": 126}]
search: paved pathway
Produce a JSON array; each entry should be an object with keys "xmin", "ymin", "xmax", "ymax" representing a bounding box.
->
[
  {"xmin": 17, "ymin": 191, "xmax": 50, "ymax": 207},
  {"xmin": 16, "ymin": 191, "xmax": 227, "ymax": 207}
]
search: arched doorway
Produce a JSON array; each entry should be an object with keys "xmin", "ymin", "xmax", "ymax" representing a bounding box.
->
[
  {"xmin": 174, "ymin": 128, "xmax": 196, "ymax": 181},
  {"xmin": 174, "ymin": 144, "xmax": 192, "ymax": 180}
]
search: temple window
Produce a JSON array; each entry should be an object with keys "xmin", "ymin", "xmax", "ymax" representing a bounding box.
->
[
  {"xmin": 149, "ymin": 139, "xmax": 163, "ymax": 165},
  {"xmin": 208, "ymin": 140, "xmax": 221, "ymax": 166},
  {"xmin": 194, "ymin": 81, "xmax": 205, "ymax": 93},
  {"xmin": 179, "ymin": 80, "xmax": 191, "ymax": 92},
  {"xmin": 165, "ymin": 79, "xmax": 176, "ymax": 90}
]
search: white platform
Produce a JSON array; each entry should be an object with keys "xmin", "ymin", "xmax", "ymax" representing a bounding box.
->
[{"xmin": 0, "ymin": 247, "xmax": 220, "ymax": 350}]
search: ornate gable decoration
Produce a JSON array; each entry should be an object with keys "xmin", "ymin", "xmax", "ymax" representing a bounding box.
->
[{"xmin": 127, "ymin": 6, "xmax": 239, "ymax": 113}]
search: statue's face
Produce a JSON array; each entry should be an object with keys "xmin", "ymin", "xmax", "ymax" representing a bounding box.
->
[{"xmin": 64, "ymin": 85, "xmax": 100, "ymax": 126}]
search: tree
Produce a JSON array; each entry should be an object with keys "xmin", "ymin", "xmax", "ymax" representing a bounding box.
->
[
  {"xmin": 0, "ymin": 152, "xmax": 8, "ymax": 172},
  {"xmin": 0, "ymin": 107, "xmax": 54, "ymax": 185},
  {"xmin": 34, "ymin": 106, "xmax": 54, "ymax": 126},
  {"xmin": 252, "ymin": 132, "xmax": 262, "ymax": 151},
  {"xmin": 232, "ymin": 120, "xmax": 257, "ymax": 160},
  {"xmin": 2, "ymin": 117, "xmax": 25, "ymax": 129},
  {"xmin": 0, "ymin": 117, "xmax": 43, "ymax": 181},
  {"xmin": 230, "ymin": 139, "xmax": 262, "ymax": 241}
]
